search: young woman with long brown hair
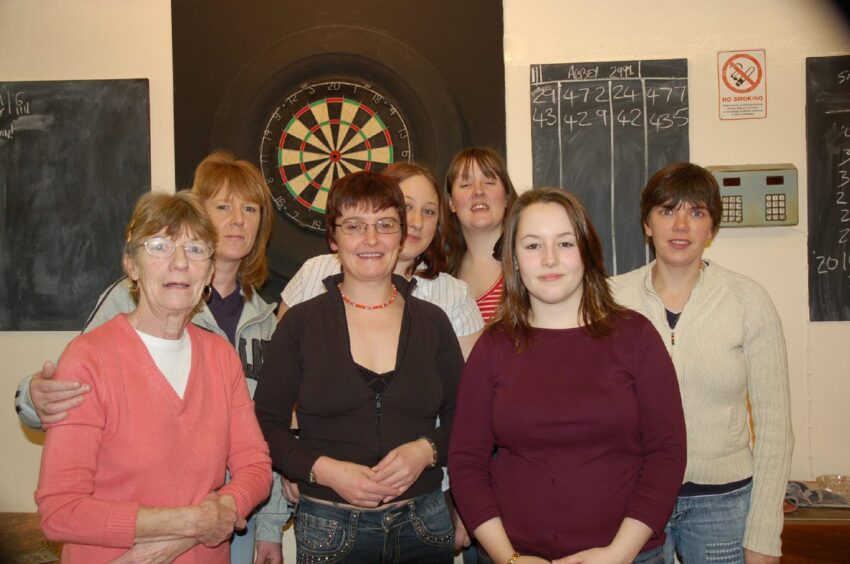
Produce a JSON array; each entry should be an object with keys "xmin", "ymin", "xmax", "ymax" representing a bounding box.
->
[{"xmin": 449, "ymin": 188, "xmax": 686, "ymax": 564}]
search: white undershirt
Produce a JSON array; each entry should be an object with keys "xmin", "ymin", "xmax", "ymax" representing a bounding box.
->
[{"xmin": 135, "ymin": 329, "xmax": 192, "ymax": 399}]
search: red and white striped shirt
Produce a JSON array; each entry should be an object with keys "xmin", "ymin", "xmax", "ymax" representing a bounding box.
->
[{"xmin": 476, "ymin": 276, "xmax": 504, "ymax": 324}]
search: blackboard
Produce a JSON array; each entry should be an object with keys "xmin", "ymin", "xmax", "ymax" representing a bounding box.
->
[
  {"xmin": 807, "ymin": 56, "xmax": 850, "ymax": 321},
  {"xmin": 0, "ymin": 79, "xmax": 151, "ymax": 330},
  {"xmin": 530, "ymin": 59, "xmax": 689, "ymax": 275}
]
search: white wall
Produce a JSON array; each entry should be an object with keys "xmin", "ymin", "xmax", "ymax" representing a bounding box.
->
[
  {"xmin": 504, "ymin": 0, "xmax": 850, "ymax": 481},
  {"xmin": 1, "ymin": 0, "xmax": 847, "ymax": 534},
  {"xmin": 0, "ymin": 0, "xmax": 175, "ymax": 511}
]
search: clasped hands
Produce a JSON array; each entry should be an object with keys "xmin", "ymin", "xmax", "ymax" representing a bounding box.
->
[
  {"xmin": 108, "ymin": 493, "xmax": 243, "ymax": 564},
  {"xmin": 194, "ymin": 492, "xmax": 245, "ymax": 547},
  {"xmin": 295, "ymin": 438, "xmax": 434, "ymax": 508}
]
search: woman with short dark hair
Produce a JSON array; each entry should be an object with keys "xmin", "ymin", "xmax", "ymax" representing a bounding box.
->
[
  {"xmin": 611, "ymin": 162, "xmax": 793, "ymax": 563},
  {"xmin": 256, "ymin": 170, "xmax": 463, "ymax": 562}
]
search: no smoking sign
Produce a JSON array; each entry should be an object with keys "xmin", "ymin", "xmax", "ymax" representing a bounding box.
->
[{"xmin": 718, "ymin": 49, "xmax": 767, "ymax": 120}]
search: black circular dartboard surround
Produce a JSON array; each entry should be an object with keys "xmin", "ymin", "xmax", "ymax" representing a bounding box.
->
[
  {"xmin": 210, "ymin": 26, "xmax": 464, "ymax": 281},
  {"xmin": 259, "ymin": 80, "xmax": 415, "ymax": 234}
]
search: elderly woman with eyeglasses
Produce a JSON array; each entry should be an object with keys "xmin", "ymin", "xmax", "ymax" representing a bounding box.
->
[
  {"xmin": 20, "ymin": 151, "xmax": 288, "ymax": 564},
  {"xmin": 255, "ymin": 170, "xmax": 464, "ymax": 563},
  {"xmin": 35, "ymin": 191, "xmax": 272, "ymax": 564}
]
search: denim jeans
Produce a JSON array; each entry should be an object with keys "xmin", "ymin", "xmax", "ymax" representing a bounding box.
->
[
  {"xmin": 663, "ymin": 481, "xmax": 752, "ymax": 564},
  {"xmin": 295, "ymin": 489, "xmax": 455, "ymax": 563},
  {"xmin": 633, "ymin": 545, "xmax": 664, "ymax": 564},
  {"xmin": 230, "ymin": 512, "xmax": 256, "ymax": 564}
]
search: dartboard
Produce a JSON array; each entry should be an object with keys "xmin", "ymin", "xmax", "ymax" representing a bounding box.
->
[{"xmin": 259, "ymin": 80, "xmax": 414, "ymax": 233}]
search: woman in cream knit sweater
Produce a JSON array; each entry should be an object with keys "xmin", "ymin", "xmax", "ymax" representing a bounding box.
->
[{"xmin": 611, "ymin": 163, "xmax": 793, "ymax": 564}]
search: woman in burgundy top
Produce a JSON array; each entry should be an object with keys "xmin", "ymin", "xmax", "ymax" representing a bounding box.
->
[
  {"xmin": 448, "ymin": 188, "xmax": 686, "ymax": 564},
  {"xmin": 441, "ymin": 148, "xmax": 519, "ymax": 323}
]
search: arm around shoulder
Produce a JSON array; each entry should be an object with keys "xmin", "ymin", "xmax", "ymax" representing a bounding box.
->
[{"xmin": 15, "ymin": 373, "xmax": 41, "ymax": 429}]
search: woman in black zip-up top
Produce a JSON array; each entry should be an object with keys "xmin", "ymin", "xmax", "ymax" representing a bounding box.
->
[{"xmin": 255, "ymin": 171, "xmax": 463, "ymax": 563}]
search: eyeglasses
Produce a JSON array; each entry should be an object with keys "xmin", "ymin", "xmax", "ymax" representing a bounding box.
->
[
  {"xmin": 335, "ymin": 219, "xmax": 401, "ymax": 236},
  {"xmin": 139, "ymin": 237, "xmax": 213, "ymax": 261}
]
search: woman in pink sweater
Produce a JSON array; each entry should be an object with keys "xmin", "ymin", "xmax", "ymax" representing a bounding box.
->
[{"xmin": 35, "ymin": 191, "xmax": 272, "ymax": 563}]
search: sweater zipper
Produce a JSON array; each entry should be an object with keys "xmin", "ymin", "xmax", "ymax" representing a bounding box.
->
[{"xmin": 375, "ymin": 393, "xmax": 384, "ymax": 458}]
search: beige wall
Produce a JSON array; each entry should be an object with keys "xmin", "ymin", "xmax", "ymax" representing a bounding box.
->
[
  {"xmin": 504, "ymin": 0, "xmax": 850, "ymax": 482},
  {"xmin": 0, "ymin": 0, "xmax": 175, "ymax": 511},
  {"xmin": 1, "ymin": 0, "xmax": 848, "ymax": 529}
]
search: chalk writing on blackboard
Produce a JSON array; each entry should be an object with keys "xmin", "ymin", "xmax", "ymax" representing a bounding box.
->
[
  {"xmin": 0, "ymin": 79, "xmax": 151, "ymax": 330},
  {"xmin": 806, "ymin": 56, "xmax": 850, "ymax": 321},
  {"xmin": 0, "ymin": 89, "xmax": 33, "ymax": 140},
  {"xmin": 530, "ymin": 59, "xmax": 689, "ymax": 275}
]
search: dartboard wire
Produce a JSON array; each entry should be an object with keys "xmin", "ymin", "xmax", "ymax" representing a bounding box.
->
[
  {"xmin": 309, "ymin": 99, "xmax": 337, "ymax": 154},
  {"xmin": 284, "ymin": 111, "xmax": 332, "ymax": 154},
  {"xmin": 301, "ymin": 159, "xmax": 334, "ymax": 211},
  {"xmin": 280, "ymin": 147, "xmax": 326, "ymax": 166},
  {"xmin": 336, "ymin": 98, "xmax": 360, "ymax": 150},
  {"xmin": 313, "ymin": 119, "xmax": 377, "ymax": 172},
  {"xmin": 345, "ymin": 147, "xmax": 392, "ymax": 164},
  {"xmin": 271, "ymin": 91, "xmax": 404, "ymax": 215},
  {"xmin": 333, "ymin": 161, "xmax": 347, "ymax": 185},
  {"xmin": 338, "ymin": 158, "xmax": 365, "ymax": 175},
  {"xmin": 280, "ymin": 157, "xmax": 332, "ymax": 211},
  {"xmin": 338, "ymin": 104, "xmax": 376, "ymax": 153},
  {"xmin": 289, "ymin": 123, "xmax": 339, "ymax": 197},
  {"xmin": 339, "ymin": 112, "xmax": 392, "ymax": 157}
]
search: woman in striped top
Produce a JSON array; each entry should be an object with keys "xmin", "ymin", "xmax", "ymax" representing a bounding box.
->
[{"xmin": 442, "ymin": 148, "xmax": 518, "ymax": 323}]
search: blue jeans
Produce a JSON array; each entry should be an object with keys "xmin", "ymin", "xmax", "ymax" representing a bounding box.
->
[
  {"xmin": 663, "ymin": 481, "xmax": 752, "ymax": 564},
  {"xmin": 230, "ymin": 512, "xmax": 256, "ymax": 564},
  {"xmin": 633, "ymin": 546, "xmax": 664, "ymax": 564},
  {"xmin": 295, "ymin": 489, "xmax": 455, "ymax": 563}
]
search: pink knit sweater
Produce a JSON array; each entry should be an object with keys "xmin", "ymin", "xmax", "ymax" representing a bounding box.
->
[{"xmin": 35, "ymin": 314, "xmax": 272, "ymax": 563}]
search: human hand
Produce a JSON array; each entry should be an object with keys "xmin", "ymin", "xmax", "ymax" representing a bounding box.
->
[
  {"xmin": 444, "ymin": 492, "xmax": 470, "ymax": 550},
  {"xmin": 553, "ymin": 546, "xmax": 629, "ymax": 564},
  {"xmin": 452, "ymin": 509, "xmax": 470, "ymax": 550},
  {"xmin": 282, "ymin": 476, "xmax": 301, "ymax": 504},
  {"xmin": 744, "ymin": 549, "xmax": 779, "ymax": 564},
  {"xmin": 31, "ymin": 361, "xmax": 90, "ymax": 424},
  {"xmin": 194, "ymin": 493, "xmax": 243, "ymax": 547},
  {"xmin": 315, "ymin": 457, "xmax": 400, "ymax": 508},
  {"xmin": 254, "ymin": 540, "xmax": 283, "ymax": 564},
  {"xmin": 371, "ymin": 439, "xmax": 433, "ymax": 502},
  {"xmin": 108, "ymin": 538, "xmax": 197, "ymax": 563}
]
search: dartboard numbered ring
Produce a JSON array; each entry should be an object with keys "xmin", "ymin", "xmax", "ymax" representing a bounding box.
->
[{"xmin": 260, "ymin": 80, "xmax": 413, "ymax": 233}]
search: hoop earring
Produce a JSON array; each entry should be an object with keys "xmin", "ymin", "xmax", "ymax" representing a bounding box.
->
[{"xmin": 203, "ymin": 285, "xmax": 213, "ymax": 302}]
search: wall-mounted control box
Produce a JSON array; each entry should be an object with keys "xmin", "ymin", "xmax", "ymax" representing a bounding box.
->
[{"xmin": 707, "ymin": 164, "xmax": 798, "ymax": 227}]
